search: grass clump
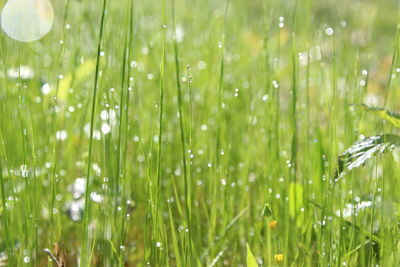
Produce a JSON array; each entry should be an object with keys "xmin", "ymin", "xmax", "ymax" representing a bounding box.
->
[{"xmin": 1, "ymin": 0, "xmax": 400, "ymax": 266}]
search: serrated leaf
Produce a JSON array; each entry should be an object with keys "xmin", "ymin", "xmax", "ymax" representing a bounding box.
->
[
  {"xmin": 246, "ymin": 243, "xmax": 259, "ymax": 267},
  {"xmin": 362, "ymin": 104, "xmax": 400, "ymax": 129},
  {"xmin": 335, "ymin": 134, "xmax": 400, "ymax": 178}
]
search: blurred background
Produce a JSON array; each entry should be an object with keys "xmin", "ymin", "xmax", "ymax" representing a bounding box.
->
[{"xmin": 1, "ymin": 0, "xmax": 400, "ymax": 266}]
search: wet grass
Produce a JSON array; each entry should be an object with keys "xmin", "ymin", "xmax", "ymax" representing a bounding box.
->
[{"xmin": 1, "ymin": 0, "xmax": 400, "ymax": 266}]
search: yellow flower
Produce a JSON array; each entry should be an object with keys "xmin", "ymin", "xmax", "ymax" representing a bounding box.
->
[
  {"xmin": 274, "ymin": 254, "xmax": 284, "ymax": 263},
  {"xmin": 269, "ymin": 220, "xmax": 278, "ymax": 230}
]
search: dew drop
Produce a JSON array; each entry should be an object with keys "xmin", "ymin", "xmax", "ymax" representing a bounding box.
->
[
  {"xmin": 101, "ymin": 123, "xmax": 111, "ymax": 135},
  {"xmin": 325, "ymin": 27, "xmax": 334, "ymax": 36},
  {"xmin": 23, "ymin": 256, "xmax": 30, "ymax": 263}
]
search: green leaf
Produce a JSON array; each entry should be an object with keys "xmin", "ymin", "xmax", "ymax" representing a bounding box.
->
[
  {"xmin": 362, "ymin": 104, "xmax": 400, "ymax": 129},
  {"xmin": 335, "ymin": 134, "xmax": 400, "ymax": 178},
  {"xmin": 246, "ymin": 243, "xmax": 259, "ymax": 267}
]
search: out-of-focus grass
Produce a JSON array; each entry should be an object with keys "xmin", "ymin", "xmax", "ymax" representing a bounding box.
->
[{"xmin": 1, "ymin": 0, "xmax": 400, "ymax": 266}]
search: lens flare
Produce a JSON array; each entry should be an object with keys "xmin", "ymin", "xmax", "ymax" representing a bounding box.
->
[{"xmin": 1, "ymin": 0, "xmax": 54, "ymax": 42}]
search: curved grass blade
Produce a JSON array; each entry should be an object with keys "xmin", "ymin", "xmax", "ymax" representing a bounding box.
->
[
  {"xmin": 362, "ymin": 104, "xmax": 400, "ymax": 129},
  {"xmin": 335, "ymin": 134, "xmax": 400, "ymax": 178}
]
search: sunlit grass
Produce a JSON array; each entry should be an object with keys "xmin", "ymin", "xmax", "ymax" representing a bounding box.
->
[{"xmin": 1, "ymin": 0, "xmax": 400, "ymax": 266}]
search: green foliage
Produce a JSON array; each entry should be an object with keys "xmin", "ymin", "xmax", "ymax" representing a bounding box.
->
[
  {"xmin": 289, "ymin": 182, "xmax": 304, "ymax": 226},
  {"xmin": 362, "ymin": 104, "xmax": 400, "ymax": 129},
  {"xmin": 246, "ymin": 244, "xmax": 259, "ymax": 267},
  {"xmin": 336, "ymin": 134, "xmax": 400, "ymax": 178},
  {"xmin": 1, "ymin": 0, "xmax": 400, "ymax": 266},
  {"xmin": 336, "ymin": 105, "xmax": 400, "ymax": 179},
  {"xmin": 58, "ymin": 59, "xmax": 96, "ymax": 101}
]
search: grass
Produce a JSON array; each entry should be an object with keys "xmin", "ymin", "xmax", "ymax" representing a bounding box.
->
[{"xmin": 1, "ymin": 0, "xmax": 400, "ymax": 266}]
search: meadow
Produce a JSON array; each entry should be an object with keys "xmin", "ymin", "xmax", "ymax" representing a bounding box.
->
[{"xmin": 1, "ymin": 0, "xmax": 400, "ymax": 266}]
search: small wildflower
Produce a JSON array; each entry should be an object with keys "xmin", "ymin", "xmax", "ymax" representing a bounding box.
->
[
  {"xmin": 269, "ymin": 220, "xmax": 278, "ymax": 230},
  {"xmin": 274, "ymin": 254, "xmax": 284, "ymax": 263}
]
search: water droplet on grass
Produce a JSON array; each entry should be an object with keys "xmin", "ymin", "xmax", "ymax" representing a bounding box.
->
[
  {"xmin": 197, "ymin": 60, "xmax": 207, "ymax": 70},
  {"xmin": 90, "ymin": 192, "xmax": 103, "ymax": 203},
  {"xmin": 325, "ymin": 27, "xmax": 334, "ymax": 36},
  {"xmin": 141, "ymin": 46, "xmax": 149, "ymax": 55},
  {"xmin": 20, "ymin": 165, "xmax": 28, "ymax": 178},
  {"xmin": 56, "ymin": 130, "xmax": 68, "ymax": 141},
  {"xmin": 175, "ymin": 25, "xmax": 184, "ymax": 43},
  {"xmin": 23, "ymin": 256, "xmax": 30, "ymax": 263},
  {"xmin": 7, "ymin": 66, "xmax": 34, "ymax": 79},
  {"xmin": 41, "ymin": 83, "xmax": 51, "ymax": 94},
  {"xmin": 101, "ymin": 123, "xmax": 111, "ymax": 134}
]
